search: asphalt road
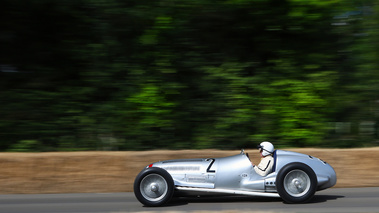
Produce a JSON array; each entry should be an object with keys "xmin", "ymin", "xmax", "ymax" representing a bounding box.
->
[{"xmin": 0, "ymin": 187, "xmax": 378, "ymax": 213}]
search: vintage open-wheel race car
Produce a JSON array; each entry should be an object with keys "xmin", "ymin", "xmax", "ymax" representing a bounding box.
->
[{"xmin": 134, "ymin": 148, "xmax": 337, "ymax": 206}]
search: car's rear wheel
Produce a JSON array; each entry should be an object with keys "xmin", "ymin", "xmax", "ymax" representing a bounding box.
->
[
  {"xmin": 276, "ymin": 163, "xmax": 317, "ymax": 203},
  {"xmin": 134, "ymin": 167, "xmax": 174, "ymax": 207}
]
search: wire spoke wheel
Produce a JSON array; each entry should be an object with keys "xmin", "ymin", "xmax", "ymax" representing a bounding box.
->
[
  {"xmin": 276, "ymin": 163, "xmax": 317, "ymax": 203},
  {"xmin": 140, "ymin": 174, "xmax": 168, "ymax": 202},
  {"xmin": 134, "ymin": 167, "xmax": 174, "ymax": 207},
  {"xmin": 283, "ymin": 169, "xmax": 311, "ymax": 197}
]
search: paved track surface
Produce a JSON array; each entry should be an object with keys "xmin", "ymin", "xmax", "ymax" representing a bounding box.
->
[{"xmin": 0, "ymin": 187, "xmax": 378, "ymax": 213}]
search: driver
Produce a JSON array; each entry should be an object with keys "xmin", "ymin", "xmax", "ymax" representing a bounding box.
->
[{"xmin": 252, "ymin": 141, "xmax": 274, "ymax": 176}]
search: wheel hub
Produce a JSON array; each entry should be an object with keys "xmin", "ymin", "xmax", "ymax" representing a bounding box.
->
[
  {"xmin": 150, "ymin": 183, "xmax": 159, "ymax": 192},
  {"xmin": 293, "ymin": 179, "xmax": 302, "ymax": 188}
]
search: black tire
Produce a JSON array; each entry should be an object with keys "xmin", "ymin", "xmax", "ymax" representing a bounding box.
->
[
  {"xmin": 276, "ymin": 163, "xmax": 317, "ymax": 203},
  {"xmin": 134, "ymin": 167, "xmax": 174, "ymax": 207}
]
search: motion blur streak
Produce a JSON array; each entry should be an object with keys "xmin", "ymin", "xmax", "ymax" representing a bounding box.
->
[{"xmin": 1, "ymin": 0, "xmax": 379, "ymax": 151}]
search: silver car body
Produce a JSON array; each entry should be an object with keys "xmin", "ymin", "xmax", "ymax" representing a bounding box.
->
[{"xmin": 149, "ymin": 149, "xmax": 336, "ymax": 197}]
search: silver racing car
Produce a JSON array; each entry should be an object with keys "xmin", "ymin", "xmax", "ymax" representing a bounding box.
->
[{"xmin": 134, "ymin": 149, "xmax": 337, "ymax": 206}]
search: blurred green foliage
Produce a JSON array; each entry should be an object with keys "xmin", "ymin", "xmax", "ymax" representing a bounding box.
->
[{"xmin": 1, "ymin": 0, "xmax": 379, "ymax": 151}]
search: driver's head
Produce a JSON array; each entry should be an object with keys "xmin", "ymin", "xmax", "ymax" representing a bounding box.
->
[{"xmin": 257, "ymin": 141, "xmax": 274, "ymax": 157}]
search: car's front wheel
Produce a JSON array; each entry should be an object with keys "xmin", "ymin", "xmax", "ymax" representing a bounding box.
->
[
  {"xmin": 134, "ymin": 167, "xmax": 174, "ymax": 207},
  {"xmin": 276, "ymin": 163, "xmax": 317, "ymax": 203}
]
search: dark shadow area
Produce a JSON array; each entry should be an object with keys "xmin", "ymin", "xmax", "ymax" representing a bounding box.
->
[
  {"xmin": 308, "ymin": 194, "xmax": 345, "ymax": 204},
  {"xmin": 184, "ymin": 196, "xmax": 283, "ymax": 203},
  {"xmin": 144, "ymin": 194, "xmax": 345, "ymax": 208},
  {"xmin": 155, "ymin": 195, "xmax": 283, "ymax": 207}
]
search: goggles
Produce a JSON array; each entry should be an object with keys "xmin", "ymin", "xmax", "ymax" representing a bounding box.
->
[{"xmin": 257, "ymin": 145, "xmax": 271, "ymax": 154}]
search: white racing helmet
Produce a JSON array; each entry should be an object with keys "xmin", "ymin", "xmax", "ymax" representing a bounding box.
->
[{"xmin": 257, "ymin": 141, "xmax": 274, "ymax": 156}]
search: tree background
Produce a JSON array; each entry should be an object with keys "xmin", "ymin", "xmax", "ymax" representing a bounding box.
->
[{"xmin": 1, "ymin": 0, "xmax": 379, "ymax": 151}]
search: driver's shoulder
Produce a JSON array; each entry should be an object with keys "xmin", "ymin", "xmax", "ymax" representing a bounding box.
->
[{"xmin": 265, "ymin": 155, "xmax": 274, "ymax": 161}]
